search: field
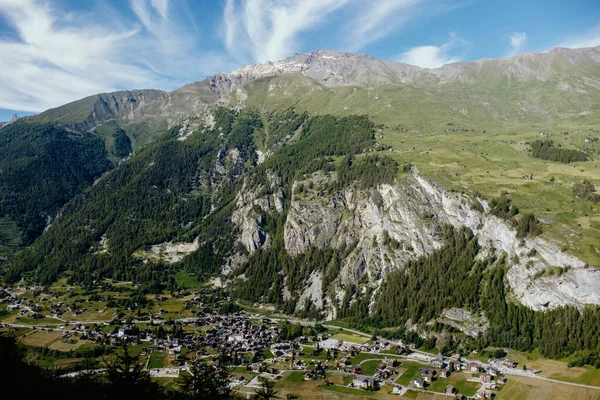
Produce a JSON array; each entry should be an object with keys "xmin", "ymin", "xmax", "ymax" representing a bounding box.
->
[
  {"xmin": 20, "ymin": 330, "xmax": 61, "ymax": 347},
  {"xmin": 284, "ymin": 371, "xmax": 306, "ymax": 382},
  {"xmin": 427, "ymin": 372, "xmax": 480, "ymax": 396},
  {"xmin": 330, "ymin": 332, "xmax": 370, "ymax": 344},
  {"xmin": 148, "ymin": 351, "xmax": 167, "ymax": 369},
  {"xmin": 395, "ymin": 361, "xmax": 426, "ymax": 385},
  {"xmin": 496, "ymin": 349, "xmax": 600, "ymax": 386},
  {"xmin": 497, "ymin": 375, "xmax": 600, "ymax": 400}
]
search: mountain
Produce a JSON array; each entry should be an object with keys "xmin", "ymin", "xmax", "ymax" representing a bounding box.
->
[{"xmin": 3, "ymin": 47, "xmax": 600, "ymax": 359}]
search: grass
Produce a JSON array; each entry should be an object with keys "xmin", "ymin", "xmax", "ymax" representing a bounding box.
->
[
  {"xmin": 323, "ymin": 385, "xmax": 374, "ymax": 396},
  {"xmin": 548, "ymin": 367, "xmax": 600, "ymax": 386},
  {"xmin": 395, "ymin": 361, "xmax": 424, "ymax": 386},
  {"xmin": 148, "ymin": 351, "xmax": 167, "ymax": 369},
  {"xmin": 330, "ymin": 332, "xmax": 371, "ymax": 344},
  {"xmin": 427, "ymin": 372, "xmax": 480, "ymax": 397},
  {"xmin": 496, "ymin": 375, "xmax": 600, "ymax": 400},
  {"xmin": 360, "ymin": 360, "xmax": 383, "ymax": 376},
  {"xmin": 20, "ymin": 330, "xmax": 61, "ymax": 347},
  {"xmin": 284, "ymin": 371, "xmax": 306, "ymax": 382},
  {"xmin": 173, "ymin": 270, "xmax": 202, "ymax": 290}
]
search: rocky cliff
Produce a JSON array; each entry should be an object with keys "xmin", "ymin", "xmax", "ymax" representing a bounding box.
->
[{"xmin": 231, "ymin": 169, "xmax": 600, "ymax": 320}]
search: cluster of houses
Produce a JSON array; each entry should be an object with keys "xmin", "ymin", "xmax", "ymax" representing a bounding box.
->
[{"xmin": 405, "ymin": 356, "xmax": 509, "ymax": 398}]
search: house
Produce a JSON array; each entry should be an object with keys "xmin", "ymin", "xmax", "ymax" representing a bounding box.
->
[
  {"xmin": 230, "ymin": 374, "xmax": 246, "ymax": 384},
  {"xmin": 304, "ymin": 370, "xmax": 314, "ymax": 380},
  {"xmin": 502, "ymin": 359, "xmax": 517, "ymax": 369},
  {"xmin": 480, "ymin": 373, "xmax": 492, "ymax": 384},
  {"xmin": 423, "ymin": 372, "xmax": 433, "ymax": 382},
  {"xmin": 488, "ymin": 368, "xmax": 498, "ymax": 376},
  {"xmin": 392, "ymin": 385, "xmax": 404, "ymax": 395},
  {"xmin": 496, "ymin": 376, "xmax": 507, "ymax": 385},
  {"xmin": 447, "ymin": 360, "xmax": 458, "ymax": 371},
  {"xmin": 410, "ymin": 377, "xmax": 425, "ymax": 388},
  {"xmin": 353, "ymin": 377, "xmax": 373, "ymax": 390},
  {"xmin": 350, "ymin": 366, "xmax": 362, "ymax": 374},
  {"xmin": 439, "ymin": 369, "xmax": 450, "ymax": 378},
  {"xmin": 467, "ymin": 362, "xmax": 480, "ymax": 373},
  {"xmin": 338, "ymin": 357, "xmax": 351, "ymax": 367},
  {"xmin": 430, "ymin": 358, "xmax": 444, "ymax": 368},
  {"xmin": 445, "ymin": 385, "xmax": 455, "ymax": 395}
]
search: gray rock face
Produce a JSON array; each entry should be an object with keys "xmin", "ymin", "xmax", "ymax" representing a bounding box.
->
[
  {"xmin": 266, "ymin": 171, "xmax": 600, "ymax": 317},
  {"xmin": 231, "ymin": 171, "xmax": 284, "ymax": 254}
]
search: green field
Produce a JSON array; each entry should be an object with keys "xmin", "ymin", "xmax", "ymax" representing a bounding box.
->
[
  {"xmin": 284, "ymin": 371, "xmax": 306, "ymax": 382},
  {"xmin": 395, "ymin": 361, "xmax": 424, "ymax": 386},
  {"xmin": 427, "ymin": 372, "xmax": 480, "ymax": 397},
  {"xmin": 148, "ymin": 351, "xmax": 167, "ymax": 369},
  {"xmin": 330, "ymin": 332, "xmax": 371, "ymax": 344},
  {"xmin": 360, "ymin": 360, "xmax": 384, "ymax": 376},
  {"xmin": 324, "ymin": 384, "xmax": 373, "ymax": 396}
]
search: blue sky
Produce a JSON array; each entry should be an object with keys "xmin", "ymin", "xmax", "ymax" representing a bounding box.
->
[{"xmin": 0, "ymin": 0, "xmax": 599, "ymax": 121}]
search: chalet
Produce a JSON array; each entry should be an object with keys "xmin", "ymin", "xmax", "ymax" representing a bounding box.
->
[
  {"xmin": 353, "ymin": 377, "xmax": 374, "ymax": 390},
  {"xmin": 445, "ymin": 385, "xmax": 455, "ymax": 395},
  {"xmin": 480, "ymin": 373, "xmax": 492, "ymax": 384},
  {"xmin": 467, "ymin": 362, "xmax": 480, "ymax": 373},
  {"xmin": 439, "ymin": 369, "xmax": 450, "ymax": 378},
  {"xmin": 429, "ymin": 358, "xmax": 444, "ymax": 368},
  {"xmin": 448, "ymin": 360, "xmax": 459, "ymax": 371},
  {"xmin": 410, "ymin": 377, "xmax": 425, "ymax": 388},
  {"xmin": 423, "ymin": 372, "xmax": 433, "ymax": 382},
  {"xmin": 338, "ymin": 357, "xmax": 351, "ymax": 367},
  {"xmin": 385, "ymin": 358, "xmax": 399, "ymax": 368},
  {"xmin": 350, "ymin": 366, "xmax": 362, "ymax": 374},
  {"xmin": 502, "ymin": 359, "xmax": 517, "ymax": 369},
  {"xmin": 230, "ymin": 374, "xmax": 246, "ymax": 384}
]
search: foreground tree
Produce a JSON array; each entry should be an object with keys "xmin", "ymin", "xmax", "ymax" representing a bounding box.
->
[
  {"xmin": 252, "ymin": 377, "xmax": 280, "ymax": 400},
  {"xmin": 178, "ymin": 360, "xmax": 233, "ymax": 399}
]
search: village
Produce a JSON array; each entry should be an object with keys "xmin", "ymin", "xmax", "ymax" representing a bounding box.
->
[{"xmin": 0, "ymin": 283, "xmax": 527, "ymax": 399}]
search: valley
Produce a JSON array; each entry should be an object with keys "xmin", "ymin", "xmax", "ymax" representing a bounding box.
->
[{"xmin": 1, "ymin": 46, "xmax": 600, "ymax": 399}]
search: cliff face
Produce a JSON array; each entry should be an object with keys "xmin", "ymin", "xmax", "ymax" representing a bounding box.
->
[{"xmin": 232, "ymin": 170, "xmax": 600, "ymax": 319}]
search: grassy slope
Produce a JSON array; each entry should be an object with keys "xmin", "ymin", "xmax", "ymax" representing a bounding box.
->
[{"xmin": 240, "ymin": 74, "xmax": 600, "ymax": 266}]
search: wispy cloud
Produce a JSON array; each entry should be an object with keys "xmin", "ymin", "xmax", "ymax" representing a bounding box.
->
[
  {"xmin": 222, "ymin": 0, "xmax": 432, "ymax": 64},
  {"xmin": 0, "ymin": 0, "xmax": 232, "ymax": 113},
  {"xmin": 343, "ymin": 0, "xmax": 421, "ymax": 52},
  {"xmin": 507, "ymin": 32, "xmax": 527, "ymax": 56},
  {"xmin": 558, "ymin": 25, "xmax": 600, "ymax": 49},
  {"xmin": 223, "ymin": 0, "xmax": 350, "ymax": 64},
  {"xmin": 397, "ymin": 33, "xmax": 464, "ymax": 68}
]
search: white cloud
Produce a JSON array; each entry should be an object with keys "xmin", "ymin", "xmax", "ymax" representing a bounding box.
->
[
  {"xmin": 344, "ymin": 0, "xmax": 421, "ymax": 52},
  {"xmin": 558, "ymin": 25, "xmax": 600, "ymax": 49},
  {"xmin": 508, "ymin": 32, "xmax": 527, "ymax": 56},
  {"xmin": 0, "ymin": 0, "xmax": 232, "ymax": 113},
  {"xmin": 222, "ymin": 0, "xmax": 429, "ymax": 64},
  {"xmin": 397, "ymin": 34, "xmax": 463, "ymax": 68},
  {"xmin": 223, "ymin": 0, "xmax": 350, "ymax": 63}
]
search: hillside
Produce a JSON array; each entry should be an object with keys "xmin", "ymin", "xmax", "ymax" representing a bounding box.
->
[{"xmin": 2, "ymin": 47, "xmax": 600, "ymax": 362}]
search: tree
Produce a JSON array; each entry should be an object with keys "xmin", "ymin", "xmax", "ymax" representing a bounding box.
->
[
  {"xmin": 103, "ymin": 343, "xmax": 162, "ymax": 399},
  {"xmin": 252, "ymin": 377, "xmax": 279, "ymax": 400},
  {"xmin": 177, "ymin": 360, "xmax": 233, "ymax": 399},
  {"xmin": 286, "ymin": 394, "xmax": 300, "ymax": 399}
]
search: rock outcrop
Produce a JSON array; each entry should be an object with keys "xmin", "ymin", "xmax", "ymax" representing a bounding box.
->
[{"xmin": 234, "ymin": 170, "xmax": 600, "ymax": 317}]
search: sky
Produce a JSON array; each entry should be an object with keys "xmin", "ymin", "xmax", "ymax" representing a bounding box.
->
[{"xmin": 0, "ymin": 0, "xmax": 599, "ymax": 121}]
